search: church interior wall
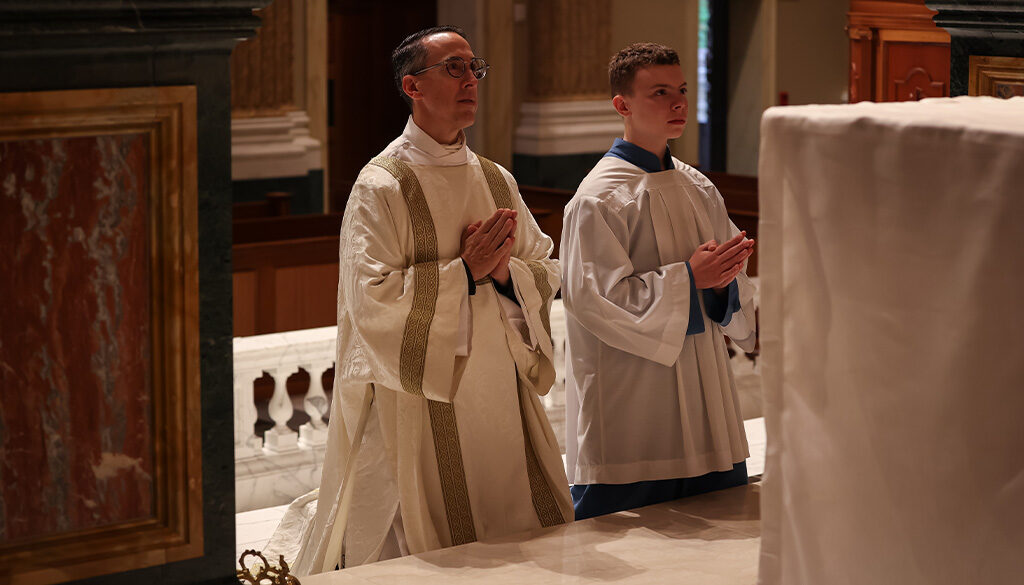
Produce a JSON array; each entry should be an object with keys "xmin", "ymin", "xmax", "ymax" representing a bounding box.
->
[
  {"xmin": 611, "ymin": 0, "xmax": 702, "ymax": 166},
  {"xmin": 776, "ymin": 0, "xmax": 849, "ymax": 107},
  {"xmin": 230, "ymin": 0, "xmax": 328, "ymax": 215},
  {"xmin": 727, "ymin": 0, "xmax": 767, "ymax": 176},
  {"xmin": 727, "ymin": 0, "xmax": 850, "ymax": 176}
]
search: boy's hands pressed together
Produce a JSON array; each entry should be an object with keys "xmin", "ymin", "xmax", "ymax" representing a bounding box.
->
[{"xmin": 688, "ymin": 231, "xmax": 754, "ymax": 290}]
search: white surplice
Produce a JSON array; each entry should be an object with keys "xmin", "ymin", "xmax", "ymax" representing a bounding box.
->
[
  {"xmin": 561, "ymin": 155, "xmax": 756, "ymax": 485},
  {"xmin": 268, "ymin": 118, "xmax": 572, "ymax": 575}
]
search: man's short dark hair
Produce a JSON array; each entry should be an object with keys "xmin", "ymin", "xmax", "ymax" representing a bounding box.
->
[
  {"xmin": 391, "ymin": 25, "xmax": 469, "ymax": 109},
  {"xmin": 608, "ymin": 42, "xmax": 680, "ymax": 97}
]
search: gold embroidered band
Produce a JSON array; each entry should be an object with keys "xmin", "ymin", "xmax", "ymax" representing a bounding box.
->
[
  {"xmin": 477, "ymin": 156, "xmax": 513, "ymax": 209},
  {"xmin": 368, "ymin": 156, "xmax": 478, "ymax": 546},
  {"xmin": 369, "ymin": 157, "xmax": 437, "ymax": 398},
  {"xmin": 525, "ymin": 261, "xmax": 554, "ymax": 340},
  {"xmin": 477, "ymin": 156, "xmax": 564, "ymax": 527},
  {"xmin": 518, "ymin": 394, "xmax": 566, "ymax": 527}
]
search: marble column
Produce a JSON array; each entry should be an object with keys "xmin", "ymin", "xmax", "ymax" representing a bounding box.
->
[
  {"xmin": 513, "ymin": 0, "xmax": 621, "ymax": 189},
  {"xmin": 231, "ymin": 0, "xmax": 326, "ymax": 214}
]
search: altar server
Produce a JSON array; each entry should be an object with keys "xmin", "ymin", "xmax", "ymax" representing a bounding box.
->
[
  {"xmin": 561, "ymin": 43, "xmax": 757, "ymax": 520},
  {"xmin": 268, "ymin": 26, "xmax": 571, "ymax": 573}
]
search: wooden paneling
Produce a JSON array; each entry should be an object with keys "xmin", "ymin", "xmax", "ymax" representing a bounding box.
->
[
  {"xmin": 233, "ymin": 212, "xmax": 342, "ymax": 244},
  {"xmin": 0, "ymin": 86, "xmax": 202, "ymax": 585},
  {"xmin": 234, "ymin": 271, "xmax": 258, "ymax": 337},
  {"xmin": 848, "ymin": 0, "xmax": 950, "ymax": 103},
  {"xmin": 275, "ymin": 264, "xmax": 340, "ymax": 332},
  {"xmin": 233, "ymin": 234, "xmax": 339, "ymax": 335},
  {"xmin": 880, "ymin": 31, "xmax": 950, "ymax": 101}
]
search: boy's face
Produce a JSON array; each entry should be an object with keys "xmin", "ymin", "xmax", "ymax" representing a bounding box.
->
[{"xmin": 617, "ymin": 64, "xmax": 688, "ymax": 140}]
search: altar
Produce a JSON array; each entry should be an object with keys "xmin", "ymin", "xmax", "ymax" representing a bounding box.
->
[
  {"xmin": 758, "ymin": 96, "xmax": 1024, "ymax": 584},
  {"xmin": 300, "ymin": 483, "xmax": 761, "ymax": 585}
]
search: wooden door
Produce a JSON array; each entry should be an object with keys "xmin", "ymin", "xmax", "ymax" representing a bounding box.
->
[
  {"xmin": 327, "ymin": 0, "xmax": 436, "ymax": 211},
  {"xmin": 848, "ymin": 0, "xmax": 950, "ymax": 103}
]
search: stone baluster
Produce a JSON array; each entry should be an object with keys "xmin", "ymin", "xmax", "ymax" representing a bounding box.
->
[
  {"xmin": 234, "ymin": 368, "xmax": 264, "ymax": 458},
  {"xmin": 299, "ymin": 361, "xmax": 332, "ymax": 447},
  {"xmin": 546, "ymin": 300, "xmax": 568, "ymax": 411},
  {"xmin": 547, "ymin": 338, "xmax": 567, "ymax": 411},
  {"xmin": 263, "ymin": 366, "xmax": 299, "ymax": 452}
]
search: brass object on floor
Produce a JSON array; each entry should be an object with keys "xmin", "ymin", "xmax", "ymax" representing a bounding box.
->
[{"xmin": 237, "ymin": 550, "xmax": 301, "ymax": 584}]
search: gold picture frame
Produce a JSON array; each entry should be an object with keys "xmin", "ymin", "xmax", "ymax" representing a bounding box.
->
[
  {"xmin": 0, "ymin": 86, "xmax": 201, "ymax": 585},
  {"xmin": 969, "ymin": 55, "xmax": 1024, "ymax": 98}
]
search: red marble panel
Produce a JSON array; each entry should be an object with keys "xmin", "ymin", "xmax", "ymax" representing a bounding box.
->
[{"xmin": 0, "ymin": 133, "xmax": 153, "ymax": 543}]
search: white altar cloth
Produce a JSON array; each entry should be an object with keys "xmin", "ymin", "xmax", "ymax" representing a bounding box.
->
[{"xmin": 757, "ymin": 96, "xmax": 1024, "ymax": 585}]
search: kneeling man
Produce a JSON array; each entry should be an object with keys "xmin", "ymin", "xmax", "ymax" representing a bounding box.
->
[
  {"xmin": 561, "ymin": 42, "xmax": 757, "ymax": 520},
  {"xmin": 274, "ymin": 26, "xmax": 572, "ymax": 574}
]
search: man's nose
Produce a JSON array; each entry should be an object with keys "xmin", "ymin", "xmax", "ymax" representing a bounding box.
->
[{"xmin": 462, "ymin": 71, "xmax": 478, "ymax": 88}]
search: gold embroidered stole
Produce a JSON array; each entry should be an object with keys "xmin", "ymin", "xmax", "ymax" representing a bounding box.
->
[
  {"xmin": 367, "ymin": 156, "xmax": 476, "ymax": 546},
  {"xmin": 367, "ymin": 155, "xmax": 563, "ymax": 547},
  {"xmin": 476, "ymin": 157, "xmax": 565, "ymax": 528}
]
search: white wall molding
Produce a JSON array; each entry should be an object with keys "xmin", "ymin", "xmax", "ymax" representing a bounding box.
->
[
  {"xmin": 231, "ymin": 110, "xmax": 323, "ymax": 181},
  {"xmin": 514, "ymin": 99, "xmax": 623, "ymax": 156}
]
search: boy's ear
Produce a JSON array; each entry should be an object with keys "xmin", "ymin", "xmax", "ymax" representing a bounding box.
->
[
  {"xmin": 612, "ymin": 94, "xmax": 630, "ymax": 117},
  {"xmin": 402, "ymin": 75, "xmax": 422, "ymax": 101}
]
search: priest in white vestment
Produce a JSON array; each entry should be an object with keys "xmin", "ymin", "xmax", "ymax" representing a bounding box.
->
[
  {"xmin": 267, "ymin": 26, "xmax": 572, "ymax": 574},
  {"xmin": 561, "ymin": 43, "xmax": 757, "ymax": 520}
]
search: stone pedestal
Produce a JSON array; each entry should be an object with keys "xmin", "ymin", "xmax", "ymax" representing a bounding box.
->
[
  {"xmin": 299, "ymin": 423, "xmax": 329, "ymax": 447},
  {"xmin": 0, "ymin": 2, "xmax": 267, "ymax": 584},
  {"xmin": 263, "ymin": 427, "xmax": 301, "ymax": 453}
]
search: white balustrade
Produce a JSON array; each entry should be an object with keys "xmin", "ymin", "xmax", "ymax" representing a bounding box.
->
[
  {"xmin": 230, "ymin": 301, "xmax": 570, "ymax": 511},
  {"xmin": 233, "ymin": 326, "xmax": 337, "ymax": 512},
  {"xmin": 232, "ymin": 296, "xmax": 763, "ymax": 512}
]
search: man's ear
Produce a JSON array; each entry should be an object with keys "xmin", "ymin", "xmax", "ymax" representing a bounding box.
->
[
  {"xmin": 612, "ymin": 94, "xmax": 630, "ymax": 117},
  {"xmin": 402, "ymin": 75, "xmax": 422, "ymax": 102}
]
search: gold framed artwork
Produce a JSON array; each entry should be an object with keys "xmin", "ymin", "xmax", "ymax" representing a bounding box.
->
[
  {"xmin": 0, "ymin": 86, "xmax": 201, "ymax": 584},
  {"xmin": 969, "ymin": 55, "xmax": 1024, "ymax": 98}
]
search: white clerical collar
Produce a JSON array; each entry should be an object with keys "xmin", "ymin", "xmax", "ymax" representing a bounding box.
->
[{"xmin": 400, "ymin": 116, "xmax": 470, "ymax": 166}]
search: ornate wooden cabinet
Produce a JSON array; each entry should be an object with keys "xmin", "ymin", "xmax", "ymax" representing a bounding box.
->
[{"xmin": 848, "ymin": 0, "xmax": 951, "ymax": 103}]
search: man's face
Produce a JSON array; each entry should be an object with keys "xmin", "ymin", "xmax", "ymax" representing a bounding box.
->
[
  {"xmin": 407, "ymin": 32, "xmax": 479, "ymax": 131},
  {"xmin": 620, "ymin": 64, "xmax": 688, "ymax": 140}
]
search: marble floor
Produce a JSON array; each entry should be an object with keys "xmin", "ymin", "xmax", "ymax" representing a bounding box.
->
[{"xmin": 236, "ymin": 417, "xmax": 767, "ymax": 566}]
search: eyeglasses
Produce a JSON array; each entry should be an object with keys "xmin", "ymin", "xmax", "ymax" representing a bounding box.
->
[{"xmin": 412, "ymin": 56, "xmax": 490, "ymax": 80}]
